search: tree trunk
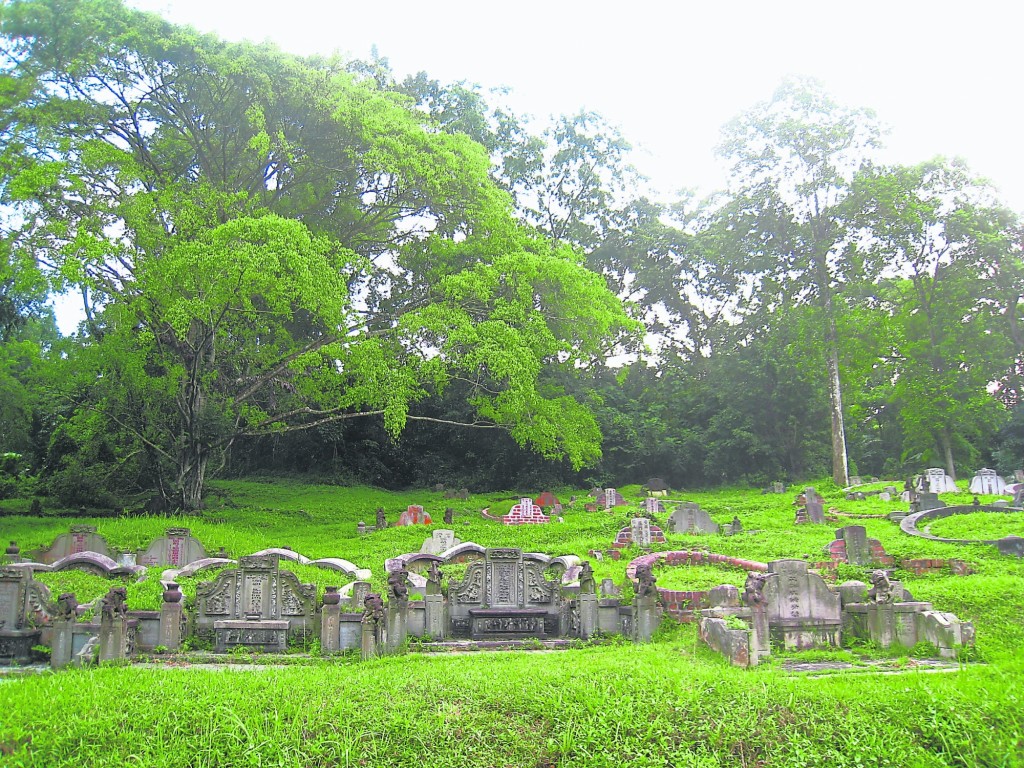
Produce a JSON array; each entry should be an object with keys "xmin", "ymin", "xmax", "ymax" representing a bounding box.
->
[
  {"xmin": 177, "ymin": 453, "xmax": 207, "ymax": 511},
  {"xmin": 821, "ymin": 276, "xmax": 849, "ymax": 488},
  {"xmin": 939, "ymin": 429, "xmax": 957, "ymax": 481}
]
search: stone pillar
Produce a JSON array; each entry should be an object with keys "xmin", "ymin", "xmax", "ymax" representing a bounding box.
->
[
  {"xmin": 632, "ymin": 595, "xmax": 660, "ymax": 642},
  {"xmin": 749, "ymin": 604, "xmax": 770, "ymax": 662},
  {"xmin": 51, "ymin": 618, "xmax": 75, "ymax": 669},
  {"xmin": 361, "ymin": 619, "xmax": 379, "ymax": 660},
  {"xmin": 867, "ymin": 602, "xmax": 896, "ymax": 648},
  {"xmin": 424, "ymin": 594, "xmax": 445, "ymax": 640},
  {"xmin": 579, "ymin": 593, "xmax": 598, "ymax": 639},
  {"xmin": 321, "ymin": 587, "xmax": 342, "ymax": 653},
  {"xmin": 158, "ymin": 583, "xmax": 185, "ymax": 651},
  {"xmin": 386, "ymin": 599, "xmax": 408, "ymax": 652},
  {"xmin": 99, "ymin": 615, "xmax": 130, "ymax": 664}
]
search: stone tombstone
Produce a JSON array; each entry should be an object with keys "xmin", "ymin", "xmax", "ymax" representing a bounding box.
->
[
  {"xmin": 0, "ymin": 567, "xmax": 42, "ymax": 665},
  {"xmin": 630, "ymin": 518, "xmax": 653, "ymax": 548},
  {"xmin": 603, "ymin": 488, "xmax": 627, "ymax": 509},
  {"xmin": 771, "ymin": 482, "xmax": 786, "ymax": 494},
  {"xmin": 502, "ymin": 497, "xmax": 549, "ymax": 525},
  {"xmin": 849, "ymin": 476, "xmax": 863, "ymax": 487},
  {"xmin": 918, "ymin": 492, "xmax": 944, "ymax": 512},
  {"xmin": 969, "ymin": 468, "xmax": 1007, "ymax": 495},
  {"xmin": 838, "ymin": 526, "xmax": 871, "ymax": 566},
  {"xmin": 599, "ymin": 578, "xmax": 621, "ymax": 597},
  {"xmin": 644, "ymin": 498, "xmax": 665, "ymax": 516},
  {"xmin": 194, "ymin": 555, "xmax": 317, "ymax": 646},
  {"xmin": 1012, "ymin": 487, "xmax": 1024, "ymax": 509},
  {"xmin": 667, "ymin": 502, "xmax": 720, "ymax": 534},
  {"xmin": 762, "ymin": 559, "xmax": 841, "ymax": 650},
  {"xmin": 397, "ymin": 505, "xmax": 432, "ymax": 526},
  {"xmin": 878, "ymin": 492, "xmax": 891, "ymax": 502},
  {"xmin": 138, "ymin": 527, "xmax": 207, "ymax": 568},
  {"xmin": 803, "ymin": 491, "xmax": 825, "ymax": 524},
  {"xmin": 32, "ymin": 525, "xmax": 109, "ymax": 564},
  {"xmin": 447, "ymin": 548, "xmax": 560, "ymax": 640},
  {"xmin": 925, "ymin": 468, "xmax": 958, "ymax": 494},
  {"xmin": 420, "ymin": 529, "xmax": 460, "ymax": 555}
]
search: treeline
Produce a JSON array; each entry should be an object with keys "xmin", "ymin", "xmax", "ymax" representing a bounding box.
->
[{"xmin": 0, "ymin": 0, "xmax": 1021, "ymax": 509}]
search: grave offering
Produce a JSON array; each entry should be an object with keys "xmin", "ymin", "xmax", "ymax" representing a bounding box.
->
[
  {"xmin": 667, "ymin": 502, "xmax": 720, "ymax": 534},
  {"xmin": 502, "ymin": 497, "xmax": 549, "ymax": 525},
  {"xmin": 969, "ymin": 469, "xmax": 1008, "ymax": 495},
  {"xmin": 924, "ymin": 467, "xmax": 958, "ymax": 493},
  {"xmin": 397, "ymin": 505, "xmax": 432, "ymax": 526},
  {"xmin": 194, "ymin": 555, "xmax": 316, "ymax": 651},
  {"xmin": 824, "ymin": 526, "xmax": 894, "ymax": 567},
  {"xmin": 420, "ymin": 529, "xmax": 460, "ymax": 555}
]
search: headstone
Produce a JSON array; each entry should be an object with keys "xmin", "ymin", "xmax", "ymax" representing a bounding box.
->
[
  {"xmin": 397, "ymin": 505, "xmax": 432, "ymax": 526},
  {"xmin": 643, "ymin": 498, "xmax": 665, "ymax": 516},
  {"xmin": 502, "ymin": 497, "xmax": 549, "ymax": 525},
  {"xmin": 771, "ymin": 482, "xmax": 786, "ymax": 494},
  {"xmin": 667, "ymin": 502, "xmax": 720, "ymax": 534},
  {"xmin": 762, "ymin": 559, "xmax": 841, "ymax": 650},
  {"xmin": 630, "ymin": 518, "xmax": 653, "ymax": 548},
  {"xmin": 599, "ymin": 578, "xmax": 620, "ymax": 597},
  {"xmin": 137, "ymin": 527, "xmax": 207, "ymax": 567},
  {"xmin": 825, "ymin": 526, "xmax": 893, "ymax": 567},
  {"xmin": 969, "ymin": 468, "xmax": 1007, "ymax": 495},
  {"xmin": 924, "ymin": 468, "xmax": 958, "ymax": 494},
  {"xmin": 849, "ymin": 476, "xmax": 863, "ymax": 486},
  {"xmin": 918, "ymin": 492, "xmax": 944, "ymax": 512},
  {"xmin": 30, "ymin": 525, "xmax": 109, "ymax": 564},
  {"xmin": 0, "ymin": 567, "xmax": 41, "ymax": 665},
  {"xmin": 603, "ymin": 488, "xmax": 626, "ymax": 509},
  {"xmin": 804, "ymin": 493, "xmax": 825, "ymax": 524},
  {"xmin": 420, "ymin": 529, "xmax": 460, "ymax": 555}
]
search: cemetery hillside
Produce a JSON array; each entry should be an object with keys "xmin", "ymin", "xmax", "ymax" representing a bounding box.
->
[{"xmin": 0, "ymin": 2, "xmax": 1023, "ymax": 766}]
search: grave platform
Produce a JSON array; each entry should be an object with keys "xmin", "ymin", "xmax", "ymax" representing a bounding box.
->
[{"xmin": 213, "ymin": 620, "xmax": 289, "ymax": 653}]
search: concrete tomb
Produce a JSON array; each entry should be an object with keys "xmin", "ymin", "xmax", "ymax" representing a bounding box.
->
[
  {"xmin": 969, "ymin": 469, "xmax": 1007, "ymax": 495},
  {"xmin": 667, "ymin": 502, "xmax": 720, "ymax": 534},
  {"xmin": 924, "ymin": 468, "xmax": 959, "ymax": 494}
]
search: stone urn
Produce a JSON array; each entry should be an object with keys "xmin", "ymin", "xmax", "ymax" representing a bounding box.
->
[
  {"xmin": 323, "ymin": 586, "xmax": 341, "ymax": 606},
  {"xmin": 5, "ymin": 541, "xmax": 19, "ymax": 558},
  {"xmin": 163, "ymin": 582, "xmax": 183, "ymax": 603}
]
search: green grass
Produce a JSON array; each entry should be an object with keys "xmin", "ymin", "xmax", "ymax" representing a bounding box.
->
[
  {"xmin": 927, "ymin": 511, "xmax": 1024, "ymax": 541},
  {"xmin": 2, "ymin": 479, "xmax": 1022, "ymax": 767}
]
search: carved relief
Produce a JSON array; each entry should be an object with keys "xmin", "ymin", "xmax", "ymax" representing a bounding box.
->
[{"xmin": 453, "ymin": 564, "xmax": 484, "ymax": 603}]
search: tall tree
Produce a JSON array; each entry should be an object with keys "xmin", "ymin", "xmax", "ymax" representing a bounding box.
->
[
  {"xmin": 0, "ymin": 0, "xmax": 637, "ymax": 508},
  {"xmin": 853, "ymin": 159, "xmax": 1014, "ymax": 477},
  {"xmin": 712, "ymin": 77, "xmax": 883, "ymax": 486}
]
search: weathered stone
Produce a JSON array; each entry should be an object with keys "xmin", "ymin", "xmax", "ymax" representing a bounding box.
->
[
  {"xmin": 630, "ymin": 518, "xmax": 653, "ymax": 548},
  {"xmin": 28, "ymin": 525, "xmax": 109, "ymax": 564},
  {"xmin": 762, "ymin": 559, "xmax": 841, "ymax": 650},
  {"xmin": 420, "ymin": 529, "xmax": 460, "ymax": 555},
  {"xmin": 667, "ymin": 502, "xmax": 720, "ymax": 534},
  {"xmin": 699, "ymin": 616, "xmax": 751, "ymax": 667},
  {"xmin": 708, "ymin": 584, "xmax": 741, "ymax": 608},
  {"xmin": 137, "ymin": 528, "xmax": 207, "ymax": 568},
  {"xmin": 213, "ymin": 620, "xmax": 288, "ymax": 653}
]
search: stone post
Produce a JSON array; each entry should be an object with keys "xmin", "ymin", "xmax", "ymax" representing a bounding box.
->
[
  {"xmin": 579, "ymin": 592, "xmax": 598, "ymax": 639},
  {"xmin": 321, "ymin": 586, "xmax": 342, "ymax": 653},
  {"xmin": 424, "ymin": 594, "xmax": 445, "ymax": 640},
  {"xmin": 867, "ymin": 602, "xmax": 896, "ymax": 648},
  {"xmin": 361, "ymin": 618, "xmax": 378, "ymax": 660},
  {"xmin": 51, "ymin": 618, "xmax": 74, "ymax": 669},
  {"xmin": 158, "ymin": 582, "xmax": 185, "ymax": 651},
  {"xmin": 98, "ymin": 587, "xmax": 130, "ymax": 664},
  {"xmin": 385, "ymin": 598, "xmax": 408, "ymax": 652},
  {"xmin": 632, "ymin": 594, "xmax": 660, "ymax": 642}
]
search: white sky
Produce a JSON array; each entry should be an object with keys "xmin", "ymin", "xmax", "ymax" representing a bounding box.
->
[
  {"xmin": 53, "ymin": 0, "xmax": 1024, "ymax": 333},
  {"xmin": 125, "ymin": 0, "xmax": 1024, "ymax": 206}
]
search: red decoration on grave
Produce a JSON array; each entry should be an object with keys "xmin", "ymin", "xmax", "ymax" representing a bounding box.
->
[
  {"xmin": 397, "ymin": 505, "xmax": 432, "ymax": 526},
  {"xmin": 534, "ymin": 491, "xmax": 560, "ymax": 507}
]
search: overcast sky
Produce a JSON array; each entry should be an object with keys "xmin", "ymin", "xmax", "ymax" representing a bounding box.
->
[
  {"xmin": 125, "ymin": 0, "xmax": 1024, "ymax": 209},
  {"xmin": 50, "ymin": 1, "xmax": 1023, "ymax": 333}
]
